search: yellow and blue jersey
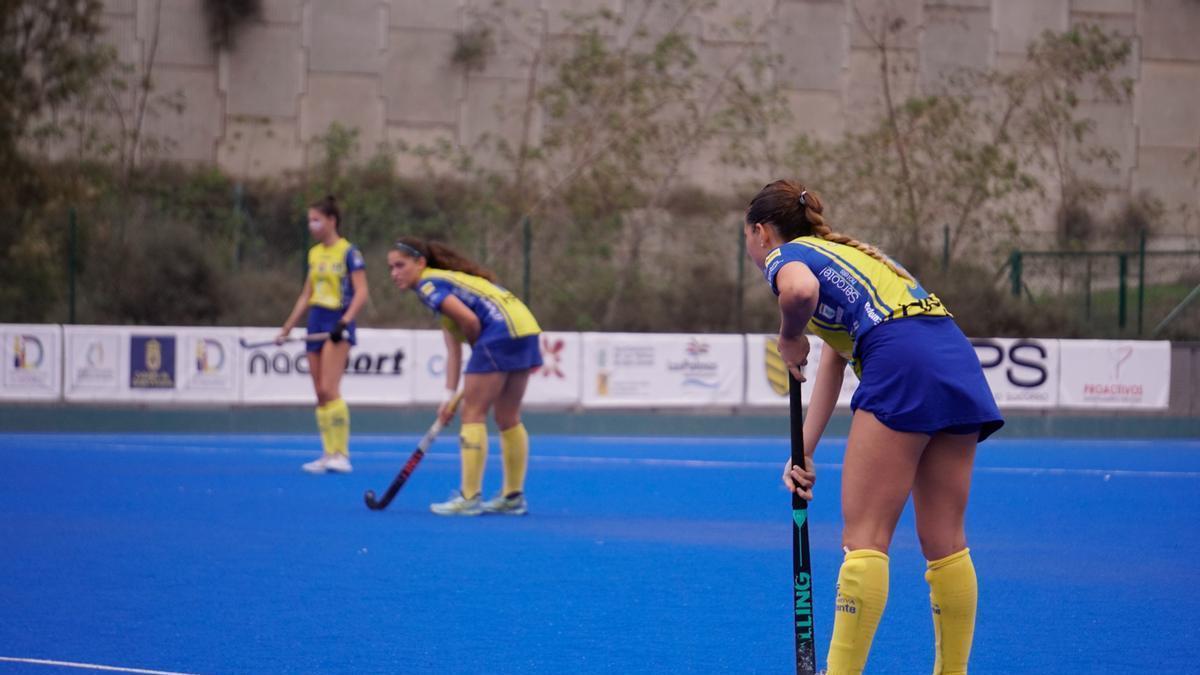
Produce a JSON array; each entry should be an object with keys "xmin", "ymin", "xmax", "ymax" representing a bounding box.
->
[
  {"xmin": 764, "ymin": 236, "xmax": 950, "ymax": 364},
  {"xmin": 414, "ymin": 268, "xmax": 541, "ymax": 344},
  {"xmin": 307, "ymin": 238, "xmax": 365, "ymax": 310}
]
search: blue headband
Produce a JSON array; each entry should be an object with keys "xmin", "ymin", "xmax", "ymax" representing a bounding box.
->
[{"xmin": 393, "ymin": 241, "xmax": 424, "ymax": 259}]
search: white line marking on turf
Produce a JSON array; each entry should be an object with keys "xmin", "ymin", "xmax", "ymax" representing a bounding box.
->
[
  {"xmin": 10, "ymin": 440, "xmax": 1200, "ymax": 479},
  {"xmin": 0, "ymin": 656, "xmax": 195, "ymax": 675}
]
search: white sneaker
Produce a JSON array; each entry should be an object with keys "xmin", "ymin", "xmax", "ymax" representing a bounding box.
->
[
  {"xmin": 481, "ymin": 492, "xmax": 528, "ymax": 516},
  {"xmin": 430, "ymin": 491, "xmax": 482, "ymax": 516},
  {"xmin": 302, "ymin": 455, "xmax": 331, "ymax": 473},
  {"xmin": 324, "ymin": 454, "xmax": 353, "ymax": 474}
]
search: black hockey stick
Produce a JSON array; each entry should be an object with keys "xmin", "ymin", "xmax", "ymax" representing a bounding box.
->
[
  {"xmin": 790, "ymin": 371, "xmax": 817, "ymax": 674},
  {"xmin": 238, "ymin": 332, "xmax": 330, "ymax": 349},
  {"xmin": 364, "ymin": 393, "xmax": 463, "ymax": 511}
]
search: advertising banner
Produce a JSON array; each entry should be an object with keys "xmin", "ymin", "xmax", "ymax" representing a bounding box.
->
[
  {"xmin": 1058, "ymin": 339, "xmax": 1170, "ymax": 409},
  {"xmin": 971, "ymin": 337, "xmax": 1059, "ymax": 409},
  {"xmin": 581, "ymin": 333, "xmax": 744, "ymax": 407},
  {"xmin": 239, "ymin": 328, "xmax": 415, "ymax": 405},
  {"xmin": 0, "ymin": 324, "xmax": 61, "ymax": 401},
  {"xmin": 176, "ymin": 328, "xmax": 241, "ymax": 403},
  {"xmin": 525, "ymin": 332, "xmax": 582, "ymax": 407},
  {"xmin": 744, "ymin": 335, "xmax": 859, "ymax": 408},
  {"xmin": 64, "ymin": 325, "xmax": 127, "ymax": 401},
  {"xmin": 411, "ymin": 329, "xmax": 468, "ymax": 404},
  {"xmin": 127, "ymin": 331, "xmax": 179, "ymax": 400}
]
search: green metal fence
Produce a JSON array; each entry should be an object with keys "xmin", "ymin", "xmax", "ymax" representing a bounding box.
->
[{"xmin": 1002, "ymin": 235, "xmax": 1200, "ymax": 337}]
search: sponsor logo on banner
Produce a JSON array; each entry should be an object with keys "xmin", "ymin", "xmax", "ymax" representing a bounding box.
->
[
  {"xmin": 72, "ymin": 335, "xmax": 118, "ymax": 387},
  {"xmin": 535, "ymin": 335, "xmax": 565, "ymax": 379},
  {"xmin": 130, "ymin": 336, "xmax": 176, "ymax": 389},
  {"xmin": 244, "ymin": 347, "xmax": 407, "ymax": 377},
  {"xmin": 187, "ymin": 336, "xmax": 234, "ymax": 389},
  {"xmin": 971, "ymin": 337, "xmax": 1055, "ymax": 407},
  {"xmin": 6, "ymin": 334, "xmax": 51, "ymax": 388},
  {"xmin": 1078, "ymin": 345, "xmax": 1141, "ymax": 401},
  {"xmin": 764, "ymin": 336, "xmax": 788, "ymax": 396},
  {"xmin": 1057, "ymin": 340, "xmax": 1169, "ymax": 408},
  {"xmin": 669, "ymin": 338, "xmax": 720, "ymax": 389}
]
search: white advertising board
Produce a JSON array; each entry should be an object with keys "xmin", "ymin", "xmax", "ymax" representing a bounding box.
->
[
  {"xmin": 744, "ymin": 334, "xmax": 858, "ymax": 408},
  {"xmin": 971, "ymin": 337, "xmax": 1059, "ymax": 410},
  {"xmin": 1057, "ymin": 340, "xmax": 1170, "ymax": 409},
  {"xmin": 581, "ymin": 332, "xmax": 744, "ymax": 407},
  {"xmin": 410, "ymin": 330, "xmax": 580, "ymax": 407},
  {"xmin": 239, "ymin": 328, "xmax": 415, "ymax": 405},
  {"xmin": 64, "ymin": 325, "xmax": 127, "ymax": 402},
  {"xmin": 0, "ymin": 324, "xmax": 61, "ymax": 401},
  {"xmin": 411, "ymin": 329, "xmax": 467, "ymax": 404},
  {"xmin": 175, "ymin": 328, "xmax": 242, "ymax": 403},
  {"xmin": 525, "ymin": 332, "xmax": 582, "ymax": 407}
]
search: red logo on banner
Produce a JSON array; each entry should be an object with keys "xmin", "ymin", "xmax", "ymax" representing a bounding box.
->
[{"xmin": 535, "ymin": 335, "xmax": 565, "ymax": 379}]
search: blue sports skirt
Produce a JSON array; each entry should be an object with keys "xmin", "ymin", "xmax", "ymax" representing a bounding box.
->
[
  {"xmin": 305, "ymin": 306, "xmax": 356, "ymax": 353},
  {"xmin": 850, "ymin": 317, "xmax": 1004, "ymax": 441},
  {"xmin": 466, "ymin": 335, "xmax": 544, "ymax": 374}
]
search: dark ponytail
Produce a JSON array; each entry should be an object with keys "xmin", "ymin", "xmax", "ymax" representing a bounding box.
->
[
  {"xmin": 310, "ymin": 195, "xmax": 341, "ymax": 232},
  {"xmin": 393, "ymin": 237, "xmax": 498, "ymax": 282}
]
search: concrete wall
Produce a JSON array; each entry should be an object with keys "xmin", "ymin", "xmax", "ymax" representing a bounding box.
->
[{"xmin": 96, "ymin": 0, "xmax": 1200, "ymax": 229}]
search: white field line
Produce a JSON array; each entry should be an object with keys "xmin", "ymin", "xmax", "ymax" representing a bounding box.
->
[
  {"xmin": 12, "ymin": 439, "xmax": 1200, "ymax": 479},
  {"xmin": 0, "ymin": 656, "xmax": 195, "ymax": 675}
]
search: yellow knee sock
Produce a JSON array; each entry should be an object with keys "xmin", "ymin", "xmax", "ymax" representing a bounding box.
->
[
  {"xmin": 827, "ymin": 549, "xmax": 890, "ymax": 675},
  {"xmin": 326, "ymin": 398, "xmax": 350, "ymax": 457},
  {"xmin": 315, "ymin": 404, "xmax": 333, "ymax": 455},
  {"xmin": 499, "ymin": 423, "xmax": 529, "ymax": 496},
  {"xmin": 459, "ymin": 422, "xmax": 488, "ymax": 499},
  {"xmin": 926, "ymin": 548, "xmax": 977, "ymax": 675}
]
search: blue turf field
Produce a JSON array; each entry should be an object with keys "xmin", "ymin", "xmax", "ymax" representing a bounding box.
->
[{"xmin": 1, "ymin": 431, "xmax": 1199, "ymax": 674}]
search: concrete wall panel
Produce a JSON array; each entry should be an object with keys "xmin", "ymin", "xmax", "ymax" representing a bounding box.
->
[
  {"xmin": 920, "ymin": 5, "xmax": 992, "ymax": 92},
  {"xmin": 153, "ymin": 0, "xmax": 217, "ymax": 67},
  {"xmin": 225, "ymin": 24, "xmax": 302, "ymax": 117},
  {"xmin": 216, "ymin": 117, "xmax": 303, "ymax": 177},
  {"xmin": 995, "ymin": 0, "xmax": 1069, "ymax": 54},
  {"xmin": 301, "ymin": 75, "xmax": 386, "ymax": 160},
  {"xmin": 145, "ymin": 67, "xmax": 221, "ymax": 162},
  {"xmin": 391, "ymin": 0, "xmax": 462, "ymax": 30},
  {"xmin": 850, "ymin": 0, "xmax": 923, "ymax": 51},
  {"xmin": 1133, "ymin": 146, "xmax": 1200, "ymax": 214},
  {"xmin": 770, "ymin": 1, "xmax": 847, "ymax": 91},
  {"xmin": 1136, "ymin": 62, "xmax": 1200, "ymax": 147},
  {"xmin": 1141, "ymin": 0, "xmax": 1200, "ymax": 62},
  {"xmin": 385, "ymin": 29, "xmax": 462, "ymax": 125},
  {"xmin": 310, "ymin": 0, "xmax": 386, "ymax": 74}
]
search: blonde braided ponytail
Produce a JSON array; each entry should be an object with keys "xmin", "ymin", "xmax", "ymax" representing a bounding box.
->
[{"xmin": 804, "ymin": 204, "xmax": 914, "ymax": 282}]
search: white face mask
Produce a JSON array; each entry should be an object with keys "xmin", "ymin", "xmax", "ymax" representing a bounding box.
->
[{"xmin": 308, "ymin": 219, "xmax": 324, "ymax": 235}]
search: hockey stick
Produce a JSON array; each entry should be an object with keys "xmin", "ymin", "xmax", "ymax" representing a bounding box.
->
[
  {"xmin": 364, "ymin": 392, "xmax": 464, "ymax": 511},
  {"xmin": 238, "ymin": 332, "xmax": 330, "ymax": 349},
  {"xmin": 790, "ymin": 371, "xmax": 817, "ymax": 674}
]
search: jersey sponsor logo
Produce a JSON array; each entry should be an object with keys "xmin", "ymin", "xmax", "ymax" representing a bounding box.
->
[
  {"xmin": 818, "ymin": 266, "xmax": 861, "ymax": 303},
  {"xmin": 817, "ymin": 303, "xmax": 836, "ymax": 321},
  {"xmin": 350, "ymin": 250, "xmax": 364, "ymax": 268},
  {"xmin": 420, "ymin": 282, "xmax": 435, "ymax": 296}
]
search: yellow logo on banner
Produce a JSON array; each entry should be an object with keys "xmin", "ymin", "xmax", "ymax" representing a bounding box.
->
[
  {"xmin": 145, "ymin": 339, "xmax": 162, "ymax": 371},
  {"xmin": 765, "ymin": 337, "xmax": 789, "ymax": 397}
]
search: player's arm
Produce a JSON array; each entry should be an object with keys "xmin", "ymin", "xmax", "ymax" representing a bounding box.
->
[
  {"xmin": 438, "ymin": 323, "xmax": 465, "ymax": 424},
  {"xmin": 340, "ymin": 268, "xmax": 369, "ymax": 324},
  {"xmin": 775, "ymin": 261, "xmax": 820, "ymax": 379},
  {"xmin": 278, "ymin": 278, "xmax": 313, "ymax": 341},
  {"xmin": 439, "ymin": 294, "xmax": 482, "ymax": 345},
  {"xmin": 803, "ymin": 346, "xmax": 846, "ymax": 459}
]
